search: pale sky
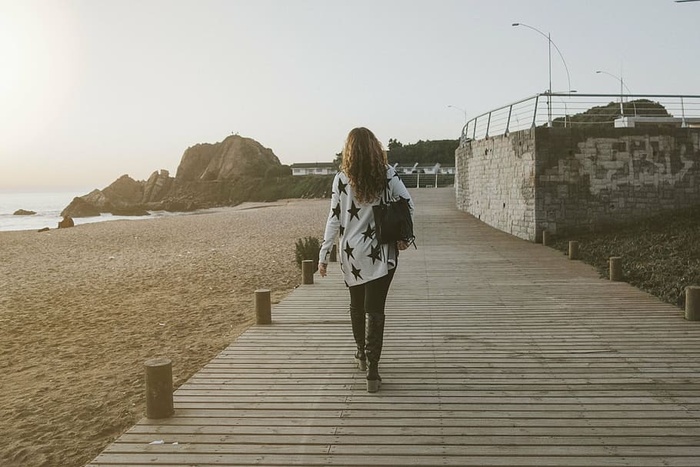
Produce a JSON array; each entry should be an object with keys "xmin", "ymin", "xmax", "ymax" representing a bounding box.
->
[{"xmin": 1, "ymin": 0, "xmax": 698, "ymax": 191}]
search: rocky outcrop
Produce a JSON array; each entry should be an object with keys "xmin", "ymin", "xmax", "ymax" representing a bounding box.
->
[
  {"xmin": 13, "ymin": 209, "xmax": 36, "ymax": 216},
  {"xmin": 143, "ymin": 170, "xmax": 173, "ymax": 203},
  {"xmin": 176, "ymin": 136, "xmax": 281, "ymax": 181},
  {"xmin": 102, "ymin": 175, "xmax": 145, "ymax": 208},
  {"xmin": 58, "ymin": 216, "xmax": 75, "ymax": 228},
  {"xmin": 82, "ymin": 189, "xmax": 113, "ymax": 211},
  {"xmin": 60, "ymin": 134, "xmax": 308, "ymax": 216},
  {"xmin": 61, "ymin": 197, "xmax": 101, "ymax": 218}
]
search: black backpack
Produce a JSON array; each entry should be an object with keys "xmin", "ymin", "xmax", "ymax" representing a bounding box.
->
[{"xmin": 372, "ymin": 196, "xmax": 416, "ymax": 248}]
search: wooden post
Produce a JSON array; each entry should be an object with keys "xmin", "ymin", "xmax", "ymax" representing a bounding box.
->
[
  {"xmin": 685, "ymin": 286, "xmax": 700, "ymax": 321},
  {"xmin": 145, "ymin": 358, "xmax": 174, "ymax": 419},
  {"xmin": 609, "ymin": 256, "xmax": 623, "ymax": 281},
  {"xmin": 541, "ymin": 231, "xmax": 549, "ymax": 246},
  {"xmin": 568, "ymin": 241, "xmax": 580, "ymax": 260},
  {"xmin": 255, "ymin": 289, "xmax": 272, "ymax": 324},
  {"xmin": 330, "ymin": 243, "xmax": 337, "ymax": 262},
  {"xmin": 302, "ymin": 260, "xmax": 314, "ymax": 285}
]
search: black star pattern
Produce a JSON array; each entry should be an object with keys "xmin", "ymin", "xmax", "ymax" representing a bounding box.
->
[
  {"xmin": 351, "ymin": 264, "xmax": 363, "ymax": 281},
  {"xmin": 339, "ymin": 225, "xmax": 345, "ymax": 236},
  {"xmin": 347, "ymin": 201, "xmax": 361, "ymax": 221},
  {"xmin": 332, "ymin": 203, "xmax": 341, "ymax": 220},
  {"xmin": 368, "ymin": 244, "xmax": 382, "ymax": 264},
  {"xmin": 361, "ymin": 224, "xmax": 375, "ymax": 242},
  {"xmin": 343, "ymin": 242, "xmax": 355, "ymax": 260},
  {"xmin": 337, "ymin": 179, "xmax": 348, "ymax": 195}
]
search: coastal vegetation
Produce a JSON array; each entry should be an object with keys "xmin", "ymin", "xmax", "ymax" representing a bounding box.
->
[
  {"xmin": 552, "ymin": 99, "xmax": 671, "ymax": 127},
  {"xmin": 550, "ymin": 204, "xmax": 700, "ymax": 309},
  {"xmin": 332, "ymin": 138, "xmax": 459, "ymax": 169},
  {"xmin": 387, "ymin": 138, "xmax": 458, "ymax": 165}
]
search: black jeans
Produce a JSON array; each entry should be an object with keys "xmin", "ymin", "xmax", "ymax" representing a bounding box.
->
[
  {"xmin": 348, "ymin": 268, "xmax": 396, "ymax": 367},
  {"xmin": 349, "ymin": 268, "xmax": 396, "ymax": 318}
]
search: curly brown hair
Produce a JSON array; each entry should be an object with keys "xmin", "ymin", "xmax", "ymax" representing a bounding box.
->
[{"xmin": 341, "ymin": 127, "xmax": 388, "ymax": 204}]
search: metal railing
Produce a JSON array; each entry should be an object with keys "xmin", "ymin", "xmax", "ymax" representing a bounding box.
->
[
  {"xmin": 462, "ymin": 93, "xmax": 700, "ymax": 141},
  {"xmin": 397, "ymin": 173, "xmax": 455, "ymax": 189}
]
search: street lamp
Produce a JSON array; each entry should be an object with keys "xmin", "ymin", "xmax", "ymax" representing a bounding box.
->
[
  {"xmin": 596, "ymin": 70, "xmax": 636, "ymax": 116},
  {"xmin": 447, "ymin": 105, "xmax": 467, "ymax": 124},
  {"xmin": 512, "ymin": 22, "xmax": 573, "ymax": 127}
]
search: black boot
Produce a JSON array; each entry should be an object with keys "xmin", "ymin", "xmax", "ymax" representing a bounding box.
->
[
  {"xmin": 350, "ymin": 306, "xmax": 366, "ymax": 371},
  {"xmin": 365, "ymin": 313, "xmax": 385, "ymax": 393}
]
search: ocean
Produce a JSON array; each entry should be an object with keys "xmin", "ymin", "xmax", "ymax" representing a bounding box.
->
[{"xmin": 0, "ymin": 191, "xmax": 177, "ymax": 232}]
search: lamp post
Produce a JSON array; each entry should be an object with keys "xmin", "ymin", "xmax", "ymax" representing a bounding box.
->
[
  {"xmin": 447, "ymin": 105, "xmax": 467, "ymax": 124},
  {"xmin": 596, "ymin": 70, "xmax": 636, "ymax": 116},
  {"xmin": 512, "ymin": 22, "xmax": 573, "ymax": 127}
]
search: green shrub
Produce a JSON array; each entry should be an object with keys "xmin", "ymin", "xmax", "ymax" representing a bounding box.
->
[{"xmin": 295, "ymin": 236, "xmax": 320, "ymax": 271}]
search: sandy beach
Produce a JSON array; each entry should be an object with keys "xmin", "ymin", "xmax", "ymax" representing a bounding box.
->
[{"xmin": 0, "ymin": 198, "xmax": 330, "ymax": 467}]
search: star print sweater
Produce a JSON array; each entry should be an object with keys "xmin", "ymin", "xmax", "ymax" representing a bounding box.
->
[{"xmin": 319, "ymin": 166, "xmax": 414, "ymax": 287}]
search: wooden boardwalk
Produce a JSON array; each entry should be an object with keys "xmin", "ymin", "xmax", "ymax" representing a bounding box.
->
[{"xmin": 90, "ymin": 188, "xmax": 700, "ymax": 466}]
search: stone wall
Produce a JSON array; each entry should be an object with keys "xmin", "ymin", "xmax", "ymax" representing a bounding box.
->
[
  {"xmin": 455, "ymin": 128, "xmax": 537, "ymax": 239},
  {"xmin": 456, "ymin": 126, "xmax": 700, "ymax": 241},
  {"xmin": 536, "ymin": 126, "xmax": 700, "ymax": 236}
]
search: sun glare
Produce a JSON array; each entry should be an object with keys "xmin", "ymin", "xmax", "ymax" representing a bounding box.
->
[
  {"xmin": 0, "ymin": 4, "xmax": 28, "ymax": 115},
  {"xmin": 0, "ymin": 2, "xmax": 80, "ymax": 140}
]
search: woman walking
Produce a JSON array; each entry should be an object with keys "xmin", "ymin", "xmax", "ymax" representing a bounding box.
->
[{"xmin": 318, "ymin": 127, "xmax": 414, "ymax": 393}]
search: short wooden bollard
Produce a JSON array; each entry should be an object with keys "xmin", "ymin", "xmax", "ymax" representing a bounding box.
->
[
  {"xmin": 330, "ymin": 243, "xmax": 337, "ymax": 262},
  {"xmin": 255, "ymin": 289, "xmax": 272, "ymax": 324},
  {"xmin": 568, "ymin": 241, "xmax": 580, "ymax": 260},
  {"xmin": 685, "ymin": 286, "xmax": 700, "ymax": 321},
  {"xmin": 609, "ymin": 256, "xmax": 623, "ymax": 281},
  {"xmin": 302, "ymin": 260, "xmax": 314, "ymax": 285},
  {"xmin": 541, "ymin": 231, "xmax": 550, "ymax": 247},
  {"xmin": 145, "ymin": 358, "xmax": 174, "ymax": 419}
]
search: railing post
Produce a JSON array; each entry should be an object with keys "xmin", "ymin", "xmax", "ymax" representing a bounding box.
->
[
  {"xmin": 255, "ymin": 289, "xmax": 272, "ymax": 324},
  {"xmin": 532, "ymin": 95, "xmax": 540, "ymax": 128},
  {"xmin": 486, "ymin": 112, "xmax": 492, "ymax": 138},
  {"xmin": 681, "ymin": 96, "xmax": 687, "ymax": 127},
  {"xmin": 145, "ymin": 358, "xmax": 174, "ymax": 419},
  {"xmin": 302, "ymin": 260, "xmax": 314, "ymax": 285},
  {"xmin": 685, "ymin": 286, "xmax": 700, "ymax": 321},
  {"xmin": 505, "ymin": 105, "xmax": 513, "ymax": 134},
  {"xmin": 472, "ymin": 117, "xmax": 477, "ymax": 140}
]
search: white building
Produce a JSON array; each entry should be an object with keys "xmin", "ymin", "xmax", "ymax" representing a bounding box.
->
[{"xmin": 290, "ymin": 162, "xmax": 337, "ymax": 176}]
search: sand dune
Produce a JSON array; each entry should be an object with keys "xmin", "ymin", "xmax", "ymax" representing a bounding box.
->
[{"xmin": 0, "ymin": 198, "xmax": 330, "ymax": 467}]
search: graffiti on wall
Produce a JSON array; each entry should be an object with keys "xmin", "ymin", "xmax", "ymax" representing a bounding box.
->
[{"xmin": 569, "ymin": 133, "xmax": 699, "ymax": 195}]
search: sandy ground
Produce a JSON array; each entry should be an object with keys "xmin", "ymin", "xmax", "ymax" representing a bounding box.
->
[{"xmin": 0, "ymin": 198, "xmax": 330, "ymax": 467}]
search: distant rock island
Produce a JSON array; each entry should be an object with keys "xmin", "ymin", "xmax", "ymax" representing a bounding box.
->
[
  {"xmin": 13, "ymin": 209, "xmax": 36, "ymax": 216},
  {"xmin": 62, "ymin": 135, "xmax": 332, "ymax": 218}
]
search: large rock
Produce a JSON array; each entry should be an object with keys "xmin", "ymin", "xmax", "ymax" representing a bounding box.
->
[
  {"xmin": 176, "ymin": 135, "xmax": 281, "ymax": 182},
  {"xmin": 61, "ymin": 197, "xmax": 101, "ymax": 218},
  {"xmin": 102, "ymin": 174, "xmax": 145, "ymax": 207},
  {"xmin": 58, "ymin": 216, "xmax": 75, "ymax": 228},
  {"xmin": 82, "ymin": 189, "xmax": 114, "ymax": 211},
  {"xmin": 143, "ymin": 169, "xmax": 173, "ymax": 203}
]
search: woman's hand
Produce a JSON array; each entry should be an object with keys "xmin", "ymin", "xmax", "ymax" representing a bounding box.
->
[
  {"xmin": 397, "ymin": 240, "xmax": 410, "ymax": 251},
  {"xmin": 318, "ymin": 262, "xmax": 328, "ymax": 277}
]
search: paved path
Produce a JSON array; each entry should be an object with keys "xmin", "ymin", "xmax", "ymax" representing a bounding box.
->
[{"xmin": 90, "ymin": 188, "xmax": 700, "ymax": 466}]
